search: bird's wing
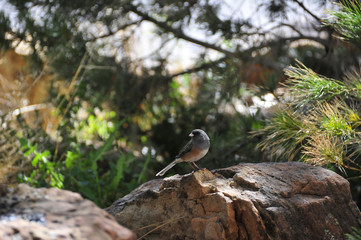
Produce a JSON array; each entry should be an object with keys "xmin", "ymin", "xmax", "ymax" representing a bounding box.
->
[{"xmin": 175, "ymin": 139, "xmax": 193, "ymax": 159}]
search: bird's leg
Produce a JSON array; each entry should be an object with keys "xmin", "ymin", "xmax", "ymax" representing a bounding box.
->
[
  {"xmin": 188, "ymin": 162, "xmax": 201, "ymax": 172},
  {"xmin": 192, "ymin": 161, "xmax": 200, "ymax": 170},
  {"xmin": 188, "ymin": 162, "xmax": 196, "ymax": 170}
]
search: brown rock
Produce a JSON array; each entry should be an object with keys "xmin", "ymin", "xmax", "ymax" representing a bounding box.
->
[
  {"xmin": 106, "ymin": 162, "xmax": 361, "ymax": 240},
  {"xmin": 0, "ymin": 184, "xmax": 135, "ymax": 240}
]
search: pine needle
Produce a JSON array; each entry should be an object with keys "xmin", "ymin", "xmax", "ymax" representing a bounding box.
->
[{"xmin": 134, "ymin": 216, "xmax": 186, "ymax": 240}]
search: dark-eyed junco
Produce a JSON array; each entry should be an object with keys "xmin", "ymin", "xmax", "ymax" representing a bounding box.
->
[{"xmin": 156, "ymin": 129, "xmax": 210, "ymax": 177}]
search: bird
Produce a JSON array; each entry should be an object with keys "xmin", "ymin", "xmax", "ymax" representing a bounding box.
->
[{"xmin": 156, "ymin": 129, "xmax": 210, "ymax": 177}]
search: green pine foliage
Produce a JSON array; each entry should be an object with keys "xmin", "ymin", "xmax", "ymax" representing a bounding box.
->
[
  {"xmin": 258, "ymin": 1, "xmax": 361, "ymax": 173},
  {"xmin": 257, "ymin": 110, "xmax": 310, "ymax": 161},
  {"xmin": 328, "ymin": 1, "xmax": 361, "ymax": 45},
  {"xmin": 258, "ymin": 61, "xmax": 361, "ymax": 172},
  {"xmin": 285, "ymin": 61, "xmax": 349, "ymax": 107},
  {"xmin": 346, "ymin": 228, "xmax": 361, "ymax": 240},
  {"xmin": 258, "ymin": 4, "xmax": 361, "ymax": 236}
]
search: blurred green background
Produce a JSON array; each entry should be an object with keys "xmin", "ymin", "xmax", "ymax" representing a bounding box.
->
[{"xmin": 1, "ymin": 0, "xmax": 361, "ymax": 208}]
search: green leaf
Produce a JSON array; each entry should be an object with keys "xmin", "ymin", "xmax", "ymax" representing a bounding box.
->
[
  {"xmin": 106, "ymin": 154, "xmax": 125, "ymax": 191},
  {"xmin": 80, "ymin": 186, "xmax": 97, "ymax": 200},
  {"xmin": 65, "ymin": 151, "xmax": 79, "ymax": 168},
  {"xmin": 32, "ymin": 155, "xmax": 40, "ymax": 167},
  {"xmin": 91, "ymin": 119, "xmax": 124, "ymax": 163},
  {"xmin": 138, "ymin": 150, "xmax": 152, "ymax": 183},
  {"xmin": 19, "ymin": 138, "xmax": 29, "ymax": 150},
  {"xmin": 24, "ymin": 143, "xmax": 38, "ymax": 157},
  {"xmin": 42, "ymin": 150, "xmax": 51, "ymax": 157}
]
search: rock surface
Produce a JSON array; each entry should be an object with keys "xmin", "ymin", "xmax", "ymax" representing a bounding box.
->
[
  {"xmin": 0, "ymin": 184, "xmax": 135, "ymax": 240},
  {"xmin": 106, "ymin": 162, "xmax": 361, "ymax": 240}
]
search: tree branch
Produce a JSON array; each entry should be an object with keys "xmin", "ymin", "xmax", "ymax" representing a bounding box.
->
[
  {"xmin": 166, "ymin": 56, "xmax": 228, "ymax": 79},
  {"xmin": 246, "ymin": 36, "xmax": 328, "ymax": 54},
  {"xmin": 128, "ymin": 5, "xmax": 234, "ymax": 57},
  {"xmin": 277, "ymin": 23, "xmax": 303, "ymax": 36},
  {"xmin": 163, "ymin": 35, "xmax": 328, "ymax": 80},
  {"xmin": 86, "ymin": 20, "xmax": 142, "ymax": 42},
  {"xmin": 292, "ymin": 0, "xmax": 321, "ymax": 23}
]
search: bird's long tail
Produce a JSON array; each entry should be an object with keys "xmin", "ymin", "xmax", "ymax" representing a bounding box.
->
[{"xmin": 156, "ymin": 159, "xmax": 181, "ymax": 176}]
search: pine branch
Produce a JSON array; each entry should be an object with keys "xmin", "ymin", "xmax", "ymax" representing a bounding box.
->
[
  {"xmin": 292, "ymin": 0, "xmax": 321, "ymax": 23},
  {"xmin": 127, "ymin": 5, "xmax": 234, "ymax": 57},
  {"xmin": 166, "ymin": 57, "xmax": 227, "ymax": 79},
  {"xmin": 86, "ymin": 20, "xmax": 142, "ymax": 42}
]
